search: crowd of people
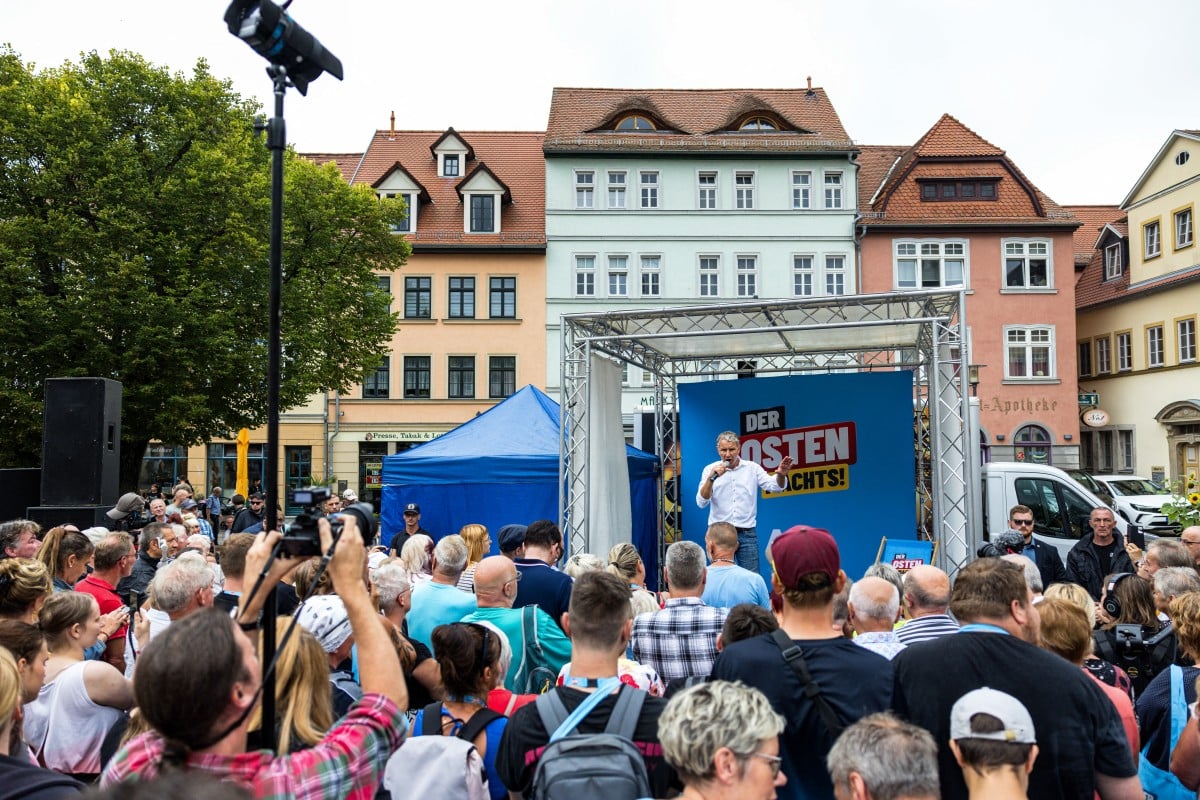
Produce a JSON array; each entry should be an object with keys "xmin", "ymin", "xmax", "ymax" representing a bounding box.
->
[{"xmin": 1, "ymin": 474, "xmax": 1200, "ymax": 799}]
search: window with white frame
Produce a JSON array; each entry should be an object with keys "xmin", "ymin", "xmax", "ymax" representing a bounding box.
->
[
  {"xmin": 380, "ymin": 191, "xmax": 416, "ymax": 233},
  {"xmin": 1003, "ymin": 240, "xmax": 1051, "ymax": 289},
  {"xmin": 1180, "ymin": 318, "xmax": 1197, "ymax": 362},
  {"xmin": 1104, "ymin": 243, "xmax": 1122, "ymax": 280},
  {"xmin": 792, "ymin": 171, "xmax": 811, "ymax": 209},
  {"xmin": 735, "ymin": 172, "xmax": 755, "ymax": 209},
  {"xmin": 640, "ymin": 171, "xmax": 659, "ymax": 208},
  {"xmin": 607, "ymin": 256, "xmax": 628, "ymax": 297},
  {"xmin": 640, "ymin": 255, "xmax": 661, "ymax": 297},
  {"xmin": 1096, "ymin": 337, "xmax": 1111, "ymax": 374},
  {"xmin": 1004, "ymin": 325, "xmax": 1055, "ymax": 379},
  {"xmin": 442, "ymin": 154, "xmax": 460, "ymax": 178},
  {"xmin": 574, "ymin": 255, "xmax": 596, "ymax": 297},
  {"xmin": 1116, "ymin": 332, "xmax": 1132, "ymax": 371},
  {"xmin": 824, "ymin": 172, "xmax": 843, "ymax": 209},
  {"xmin": 575, "ymin": 171, "xmax": 594, "ymax": 209},
  {"xmin": 825, "ymin": 255, "xmax": 846, "ymax": 295},
  {"xmin": 1176, "ymin": 208, "xmax": 1194, "ymax": 249},
  {"xmin": 698, "ymin": 172, "xmax": 717, "ymax": 209},
  {"xmin": 736, "ymin": 256, "xmax": 757, "ymax": 297},
  {"xmin": 1078, "ymin": 342, "xmax": 1092, "ymax": 377},
  {"xmin": 1145, "ymin": 220, "xmax": 1161, "ymax": 258},
  {"xmin": 1148, "ymin": 325, "xmax": 1164, "ymax": 367},
  {"xmin": 895, "ymin": 241, "xmax": 965, "ymax": 289},
  {"xmin": 698, "ymin": 255, "xmax": 720, "ymax": 297},
  {"xmin": 607, "ymin": 171, "xmax": 626, "ymax": 209},
  {"xmin": 468, "ymin": 195, "xmax": 496, "ymax": 233},
  {"xmin": 793, "ymin": 255, "xmax": 814, "ymax": 296}
]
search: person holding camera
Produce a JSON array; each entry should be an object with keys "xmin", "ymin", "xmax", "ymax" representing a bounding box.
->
[
  {"xmin": 101, "ymin": 513, "xmax": 407, "ymax": 798},
  {"xmin": 1093, "ymin": 572, "xmax": 1178, "ymax": 698}
]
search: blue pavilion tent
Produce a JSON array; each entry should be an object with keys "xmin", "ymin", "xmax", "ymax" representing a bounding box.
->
[{"xmin": 380, "ymin": 385, "xmax": 661, "ymax": 578}]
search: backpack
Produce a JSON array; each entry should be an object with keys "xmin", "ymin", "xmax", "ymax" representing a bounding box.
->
[
  {"xmin": 514, "ymin": 605, "xmax": 559, "ymax": 694},
  {"xmin": 529, "ymin": 685, "xmax": 652, "ymax": 800},
  {"xmin": 382, "ymin": 702, "xmax": 502, "ymax": 800}
]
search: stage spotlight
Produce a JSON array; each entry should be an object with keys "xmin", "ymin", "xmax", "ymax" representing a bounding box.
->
[{"xmin": 224, "ymin": 0, "xmax": 343, "ymax": 95}]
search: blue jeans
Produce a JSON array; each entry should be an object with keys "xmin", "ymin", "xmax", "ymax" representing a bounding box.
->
[{"xmin": 735, "ymin": 527, "xmax": 759, "ymax": 574}]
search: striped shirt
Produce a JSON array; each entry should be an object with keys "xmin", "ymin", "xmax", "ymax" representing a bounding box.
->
[{"xmin": 895, "ymin": 613, "xmax": 960, "ymax": 645}]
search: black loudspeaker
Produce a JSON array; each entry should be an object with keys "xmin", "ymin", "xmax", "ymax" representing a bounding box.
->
[
  {"xmin": 40, "ymin": 378, "xmax": 122, "ymax": 506},
  {"xmin": 0, "ymin": 469, "xmax": 41, "ymax": 522}
]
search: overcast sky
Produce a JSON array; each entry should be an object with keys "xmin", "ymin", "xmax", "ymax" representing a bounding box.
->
[{"xmin": 4, "ymin": 0, "xmax": 1196, "ymax": 205}]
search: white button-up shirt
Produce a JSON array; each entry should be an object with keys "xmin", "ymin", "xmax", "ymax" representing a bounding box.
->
[{"xmin": 696, "ymin": 458, "xmax": 783, "ymax": 528}]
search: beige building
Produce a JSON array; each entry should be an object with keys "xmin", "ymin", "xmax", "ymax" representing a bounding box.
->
[
  {"xmin": 159, "ymin": 132, "xmax": 547, "ymax": 513},
  {"xmin": 1073, "ymin": 130, "xmax": 1200, "ymax": 483}
]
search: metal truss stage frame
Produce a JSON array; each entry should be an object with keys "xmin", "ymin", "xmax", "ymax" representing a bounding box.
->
[{"xmin": 560, "ymin": 288, "xmax": 980, "ymax": 576}]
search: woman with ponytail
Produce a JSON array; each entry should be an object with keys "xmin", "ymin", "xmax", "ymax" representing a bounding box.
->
[
  {"xmin": 35, "ymin": 528, "xmax": 94, "ymax": 593},
  {"xmin": 24, "ymin": 592, "xmax": 132, "ymax": 779}
]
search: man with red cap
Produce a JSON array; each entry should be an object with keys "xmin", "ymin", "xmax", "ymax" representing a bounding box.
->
[{"xmin": 710, "ymin": 525, "xmax": 892, "ymax": 800}]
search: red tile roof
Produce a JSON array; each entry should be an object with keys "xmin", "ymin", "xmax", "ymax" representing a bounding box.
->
[
  {"xmin": 544, "ymin": 88, "xmax": 854, "ymax": 153},
  {"xmin": 352, "ymin": 131, "xmax": 545, "ymax": 247},
  {"xmin": 301, "ymin": 153, "xmax": 362, "ymax": 183},
  {"xmin": 860, "ymin": 114, "xmax": 1074, "ymax": 229},
  {"xmin": 856, "ymin": 145, "xmax": 908, "ymax": 208},
  {"xmin": 1062, "ymin": 205, "xmax": 1123, "ymax": 268}
]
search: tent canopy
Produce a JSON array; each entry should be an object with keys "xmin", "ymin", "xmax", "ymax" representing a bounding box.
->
[{"xmin": 380, "ymin": 386, "xmax": 659, "ymax": 560}]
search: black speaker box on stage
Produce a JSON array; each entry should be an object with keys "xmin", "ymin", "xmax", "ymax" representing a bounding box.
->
[
  {"xmin": 40, "ymin": 378, "xmax": 122, "ymax": 506},
  {"xmin": 0, "ymin": 469, "xmax": 40, "ymax": 522}
]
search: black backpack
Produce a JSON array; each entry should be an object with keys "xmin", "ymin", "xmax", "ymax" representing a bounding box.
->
[{"xmin": 529, "ymin": 685, "xmax": 652, "ymax": 800}]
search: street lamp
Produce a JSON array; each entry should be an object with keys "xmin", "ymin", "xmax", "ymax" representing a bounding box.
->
[
  {"xmin": 224, "ymin": 0, "xmax": 342, "ymax": 753},
  {"xmin": 968, "ymin": 363, "xmax": 983, "ymax": 397}
]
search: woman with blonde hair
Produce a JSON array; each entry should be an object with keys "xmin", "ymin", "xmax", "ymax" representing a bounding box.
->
[
  {"xmin": 1043, "ymin": 581, "xmax": 1134, "ymax": 701},
  {"xmin": 456, "ymin": 524, "xmax": 491, "ymax": 592},
  {"xmin": 606, "ymin": 542, "xmax": 659, "ymax": 617},
  {"xmin": 0, "ymin": 559, "xmax": 53, "ymax": 625},
  {"xmin": 25, "ymin": 591, "xmax": 133, "ymax": 778},
  {"xmin": 247, "ymin": 626, "xmax": 334, "ymax": 753},
  {"xmin": 0, "ymin": 647, "xmax": 83, "ymax": 793},
  {"xmin": 400, "ymin": 534, "xmax": 434, "ymax": 585},
  {"xmin": 35, "ymin": 527, "xmax": 94, "ymax": 593}
]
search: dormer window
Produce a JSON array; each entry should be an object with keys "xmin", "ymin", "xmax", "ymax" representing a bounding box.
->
[
  {"xmin": 739, "ymin": 116, "xmax": 778, "ymax": 131},
  {"xmin": 918, "ymin": 179, "xmax": 999, "ymax": 201},
  {"xmin": 443, "ymin": 154, "xmax": 460, "ymax": 177},
  {"xmin": 615, "ymin": 114, "xmax": 656, "ymax": 132},
  {"xmin": 469, "ymin": 195, "xmax": 495, "ymax": 233}
]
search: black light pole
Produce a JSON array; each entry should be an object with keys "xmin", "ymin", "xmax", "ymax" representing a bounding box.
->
[{"xmin": 225, "ymin": 0, "xmax": 342, "ymax": 753}]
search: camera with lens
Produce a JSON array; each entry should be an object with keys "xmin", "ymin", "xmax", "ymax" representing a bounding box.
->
[{"xmin": 284, "ymin": 486, "xmax": 378, "ymax": 557}]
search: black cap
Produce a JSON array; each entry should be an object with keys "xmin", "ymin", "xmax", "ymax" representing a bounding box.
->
[
  {"xmin": 498, "ymin": 524, "xmax": 527, "ymax": 552},
  {"xmin": 403, "ymin": 503, "xmax": 420, "ymax": 515}
]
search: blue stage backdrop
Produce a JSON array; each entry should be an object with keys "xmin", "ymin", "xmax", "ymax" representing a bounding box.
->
[{"xmin": 679, "ymin": 372, "xmax": 915, "ymax": 582}]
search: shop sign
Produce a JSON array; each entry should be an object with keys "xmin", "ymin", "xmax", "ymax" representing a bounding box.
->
[{"xmin": 1081, "ymin": 408, "xmax": 1111, "ymax": 428}]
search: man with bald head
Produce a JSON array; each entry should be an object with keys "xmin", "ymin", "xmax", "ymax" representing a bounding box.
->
[
  {"xmin": 1180, "ymin": 526, "xmax": 1200, "ymax": 569},
  {"xmin": 896, "ymin": 565, "xmax": 959, "ymax": 645},
  {"xmin": 849, "ymin": 576, "xmax": 905, "ymax": 660},
  {"xmin": 460, "ymin": 555, "xmax": 571, "ymax": 691}
]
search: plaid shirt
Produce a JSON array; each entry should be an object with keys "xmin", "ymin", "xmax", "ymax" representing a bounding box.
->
[
  {"xmin": 101, "ymin": 693, "xmax": 404, "ymax": 800},
  {"xmin": 631, "ymin": 597, "xmax": 728, "ymax": 684}
]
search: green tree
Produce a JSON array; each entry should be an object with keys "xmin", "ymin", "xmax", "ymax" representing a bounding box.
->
[{"xmin": 0, "ymin": 48, "xmax": 408, "ymax": 486}]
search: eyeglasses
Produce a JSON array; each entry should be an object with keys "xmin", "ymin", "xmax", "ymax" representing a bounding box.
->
[
  {"xmin": 250, "ymin": 501, "xmax": 264, "ymax": 506},
  {"xmin": 1010, "ymin": 519, "xmax": 1034, "ymax": 527},
  {"xmin": 504, "ymin": 572, "xmax": 522, "ymax": 586},
  {"xmin": 747, "ymin": 752, "xmax": 783, "ymax": 778},
  {"xmin": 1183, "ymin": 539, "xmax": 1200, "ymax": 546}
]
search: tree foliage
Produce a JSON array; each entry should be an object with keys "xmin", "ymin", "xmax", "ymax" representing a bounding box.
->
[{"xmin": 0, "ymin": 48, "xmax": 408, "ymax": 484}]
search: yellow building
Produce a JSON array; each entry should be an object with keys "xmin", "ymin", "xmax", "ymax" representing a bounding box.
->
[
  {"xmin": 1073, "ymin": 130, "xmax": 1200, "ymax": 483},
  {"xmin": 157, "ymin": 132, "xmax": 547, "ymax": 513}
]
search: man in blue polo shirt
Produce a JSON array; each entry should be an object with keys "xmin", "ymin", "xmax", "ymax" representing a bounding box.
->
[{"xmin": 513, "ymin": 519, "xmax": 573, "ymax": 631}]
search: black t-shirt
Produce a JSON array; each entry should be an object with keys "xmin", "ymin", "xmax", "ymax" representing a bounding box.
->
[
  {"xmin": 405, "ymin": 635, "xmax": 435, "ymax": 710},
  {"xmin": 1092, "ymin": 539, "xmax": 1122, "ymax": 576},
  {"xmin": 495, "ymin": 686, "xmax": 678, "ymax": 798},
  {"xmin": 710, "ymin": 633, "xmax": 892, "ymax": 800},
  {"xmin": 893, "ymin": 632, "xmax": 1135, "ymax": 800}
]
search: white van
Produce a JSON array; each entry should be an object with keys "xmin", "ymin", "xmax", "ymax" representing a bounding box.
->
[{"xmin": 981, "ymin": 462, "xmax": 1134, "ymax": 563}]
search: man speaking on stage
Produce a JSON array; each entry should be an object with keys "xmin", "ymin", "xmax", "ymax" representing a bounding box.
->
[{"xmin": 697, "ymin": 430, "xmax": 793, "ymax": 573}]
